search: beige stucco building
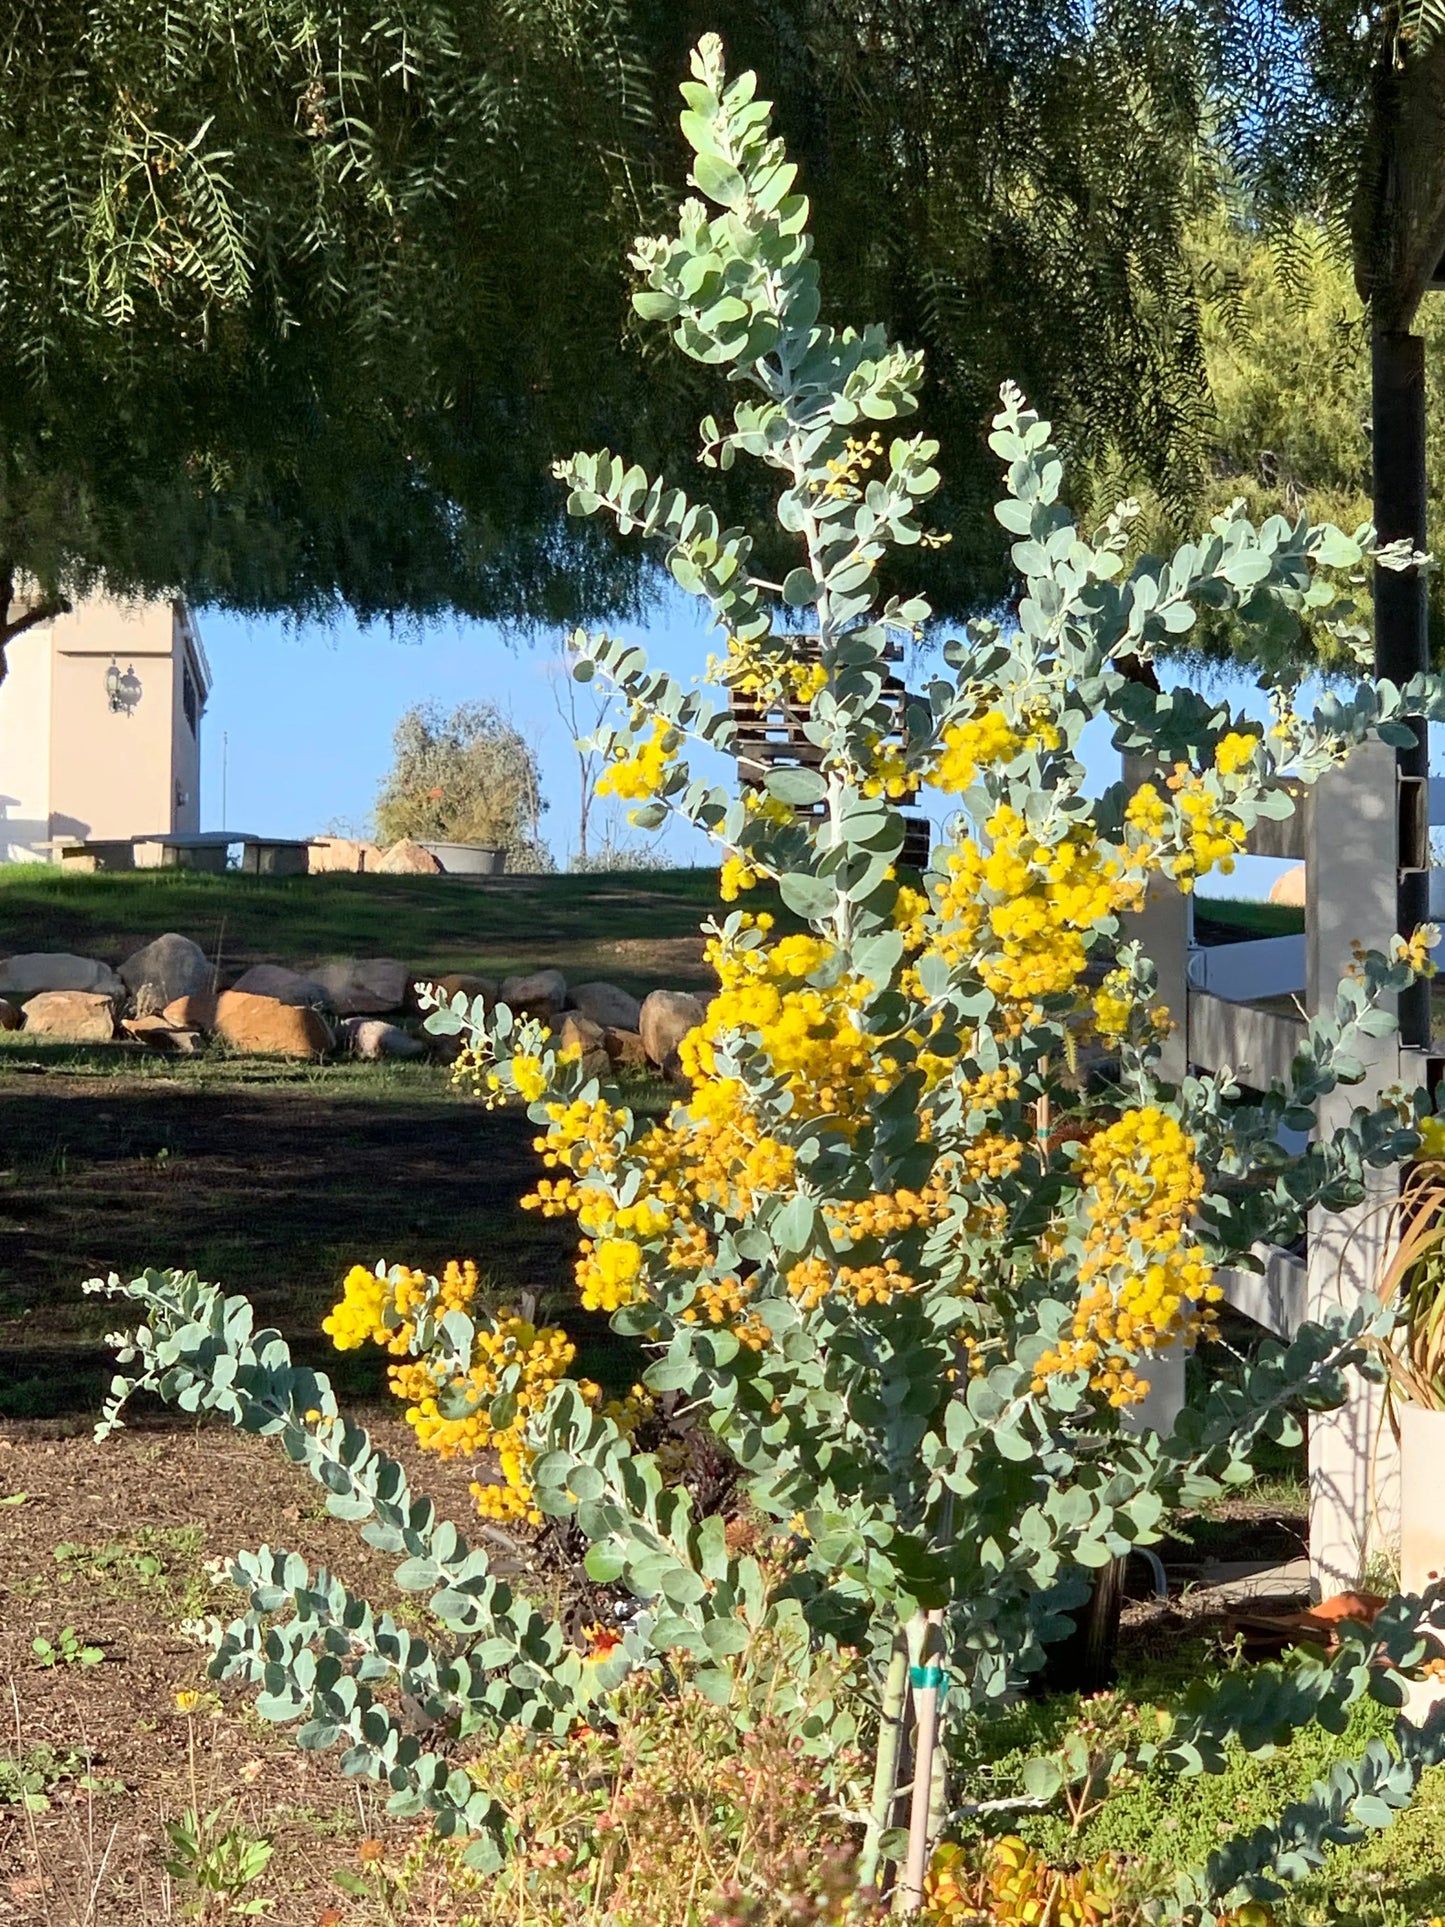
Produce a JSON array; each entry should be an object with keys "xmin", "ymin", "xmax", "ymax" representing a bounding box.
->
[{"xmin": 0, "ymin": 596, "xmax": 210, "ymax": 863}]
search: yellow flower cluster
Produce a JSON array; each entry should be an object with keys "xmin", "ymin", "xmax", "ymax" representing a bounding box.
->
[
  {"xmin": 452, "ymin": 1046, "xmax": 548, "ymax": 1107},
  {"xmin": 958, "ymin": 1064, "xmax": 1022, "ymax": 1115},
  {"xmin": 862, "ymin": 735, "xmax": 913, "ymax": 800},
  {"xmin": 824, "ymin": 1180, "xmax": 950, "ymax": 1242},
  {"xmin": 466, "ymin": 1374, "xmax": 655, "ymax": 1524},
  {"xmin": 1033, "ymin": 1109, "xmax": 1222, "ymax": 1405},
  {"xmin": 895, "ymin": 884, "xmax": 930, "ymax": 950},
  {"xmin": 786, "ymin": 1255, "xmax": 915, "ymax": 1309},
  {"xmin": 924, "ymin": 1837, "xmax": 1122, "ymax": 1927},
  {"xmin": 958, "ymin": 1132, "xmax": 1026, "ymax": 1185},
  {"xmin": 596, "ymin": 716, "xmax": 678, "ymax": 801},
  {"xmin": 389, "ymin": 1314, "xmax": 575, "ymax": 1463},
  {"xmin": 1092, "ymin": 969, "xmax": 1135, "ymax": 1043},
  {"xmin": 818, "ymin": 430, "xmax": 883, "ymax": 500},
  {"xmin": 1125, "ymin": 768, "xmax": 1247, "ymax": 890},
  {"xmin": 928, "ymin": 806, "xmax": 1142, "ymax": 1003},
  {"xmin": 711, "ymin": 635, "xmax": 828, "ymax": 704},
  {"xmin": 321, "ymin": 1262, "xmax": 574, "ymax": 1527},
  {"xmin": 521, "ymin": 1018, "xmax": 807, "ymax": 1329},
  {"xmin": 575, "ymin": 1235, "xmax": 644, "ymax": 1312},
  {"xmin": 1172, "ymin": 775, "xmax": 1246, "ymax": 884},
  {"xmin": 720, "ymin": 853, "xmax": 760, "ymax": 900},
  {"xmin": 321, "ymin": 1263, "xmax": 391, "ymax": 1352},
  {"xmin": 682, "ymin": 930, "xmax": 891, "ymax": 1122},
  {"xmin": 1092, "ymin": 970, "xmax": 1175, "ymax": 1049},
  {"xmin": 534, "ymin": 1098, "xmax": 629, "ymax": 1180},
  {"xmin": 681, "ymin": 1276, "xmax": 749, "ymax": 1325},
  {"xmin": 1213, "ymin": 729, "xmax": 1259, "ymax": 776},
  {"xmin": 932, "ymin": 710, "xmax": 1024, "ymax": 794},
  {"xmin": 321, "ymin": 1260, "xmax": 480, "ymax": 1356},
  {"xmin": 1395, "ymin": 927, "xmax": 1440, "ymax": 978},
  {"xmin": 603, "ymin": 1382, "xmax": 655, "ymax": 1433}
]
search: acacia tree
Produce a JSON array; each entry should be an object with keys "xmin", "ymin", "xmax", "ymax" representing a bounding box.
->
[{"xmin": 92, "ymin": 44, "xmax": 1445, "ymax": 1915}]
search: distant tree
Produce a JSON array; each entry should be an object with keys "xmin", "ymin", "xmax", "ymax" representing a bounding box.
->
[
  {"xmin": 546, "ymin": 646, "xmax": 613, "ymax": 872},
  {"xmin": 374, "ymin": 701, "xmax": 552, "ymax": 871}
]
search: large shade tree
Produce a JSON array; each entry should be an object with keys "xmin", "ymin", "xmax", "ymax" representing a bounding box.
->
[
  {"xmin": 12, "ymin": 0, "xmax": 1439, "ymax": 688},
  {"xmin": 635, "ymin": 0, "xmax": 1445, "ymax": 649},
  {"xmin": 0, "ymin": 0, "xmax": 667, "ymax": 679},
  {"xmin": 3, "ymin": 0, "xmax": 1239, "ymax": 681}
]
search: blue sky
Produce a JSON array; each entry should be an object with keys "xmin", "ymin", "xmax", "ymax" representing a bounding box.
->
[{"xmin": 196, "ymin": 594, "xmax": 1294, "ymax": 898}]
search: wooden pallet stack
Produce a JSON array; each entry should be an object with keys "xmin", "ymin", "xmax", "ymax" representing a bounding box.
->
[{"xmin": 727, "ymin": 637, "xmax": 932, "ymax": 870}]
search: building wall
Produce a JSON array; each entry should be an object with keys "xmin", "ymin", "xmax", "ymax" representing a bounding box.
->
[
  {"xmin": 48, "ymin": 600, "xmax": 177, "ymax": 842},
  {"xmin": 0, "ymin": 593, "xmax": 209, "ymax": 857},
  {"xmin": 0, "ymin": 623, "xmax": 54, "ymax": 861},
  {"xmin": 170, "ymin": 607, "xmax": 203, "ymax": 834}
]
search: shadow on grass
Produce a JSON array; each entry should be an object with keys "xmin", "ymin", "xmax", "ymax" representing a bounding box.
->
[{"xmin": 0, "ymin": 1075, "xmax": 640, "ymax": 1419}]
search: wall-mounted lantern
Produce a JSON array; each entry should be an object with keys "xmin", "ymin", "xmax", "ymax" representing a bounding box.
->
[{"xmin": 105, "ymin": 658, "xmax": 142, "ymax": 716}]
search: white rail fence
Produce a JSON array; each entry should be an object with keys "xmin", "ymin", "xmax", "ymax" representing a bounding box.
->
[{"xmin": 1132, "ymin": 742, "xmax": 1441, "ymax": 1595}]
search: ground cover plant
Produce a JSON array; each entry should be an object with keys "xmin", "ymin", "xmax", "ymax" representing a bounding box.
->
[{"xmin": 81, "ymin": 35, "xmax": 1445, "ymax": 1925}]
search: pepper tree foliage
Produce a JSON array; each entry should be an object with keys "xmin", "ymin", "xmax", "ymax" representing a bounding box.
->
[
  {"xmin": 94, "ymin": 38, "xmax": 1445, "ymax": 1916},
  {"xmin": 627, "ymin": 0, "xmax": 1222, "ymax": 615},
  {"xmin": 0, "ymin": 0, "xmax": 660, "ymax": 675}
]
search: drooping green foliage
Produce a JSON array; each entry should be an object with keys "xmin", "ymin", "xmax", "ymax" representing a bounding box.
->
[
  {"xmin": 0, "ymin": 0, "xmax": 664, "ymax": 666},
  {"xmin": 0, "ymin": 0, "xmax": 1255, "ymax": 668},
  {"xmin": 1123, "ymin": 213, "xmax": 1445, "ymax": 670}
]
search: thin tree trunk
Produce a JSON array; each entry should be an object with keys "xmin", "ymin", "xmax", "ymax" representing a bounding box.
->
[
  {"xmin": 0, "ymin": 566, "xmax": 69, "ymax": 690},
  {"xmin": 859, "ymin": 1630, "xmax": 910, "ymax": 1897}
]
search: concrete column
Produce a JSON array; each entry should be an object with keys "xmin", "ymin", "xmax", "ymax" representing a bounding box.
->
[{"xmin": 1306, "ymin": 739, "xmax": 1406, "ymax": 1595}]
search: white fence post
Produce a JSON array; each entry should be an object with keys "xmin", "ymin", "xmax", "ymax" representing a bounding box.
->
[
  {"xmin": 1306, "ymin": 739, "xmax": 1404, "ymax": 1596},
  {"xmin": 1122, "ymin": 754, "xmax": 1191, "ymax": 1085}
]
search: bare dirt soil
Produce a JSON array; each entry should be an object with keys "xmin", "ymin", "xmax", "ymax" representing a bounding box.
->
[{"xmin": 0, "ymin": 1421, "xmax": 502, "ymax": 1925}]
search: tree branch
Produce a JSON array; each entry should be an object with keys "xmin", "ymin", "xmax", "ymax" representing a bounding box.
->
[{"xmin": 0, "ymin": 567, "xmax": 70, "ymax": 687}]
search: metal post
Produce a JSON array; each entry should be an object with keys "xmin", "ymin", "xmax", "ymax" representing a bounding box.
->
[{"xmin": 1373, "ymin": 331, "xmax": 1431, "ymax": 1048}]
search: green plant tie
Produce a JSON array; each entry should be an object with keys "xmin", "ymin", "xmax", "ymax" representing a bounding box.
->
[{"xmin": 909, "ymin": 1664, "xmax": 946, "ymax": 1693}]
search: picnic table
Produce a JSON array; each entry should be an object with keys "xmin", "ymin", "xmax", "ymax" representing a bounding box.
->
[
  {"xmin": 56, "ymin": 831, "xmax": 316, "ymax": 877},
  {"xmin": 130, "ymin": 832, "xmax": 237, "ymax": 874}
]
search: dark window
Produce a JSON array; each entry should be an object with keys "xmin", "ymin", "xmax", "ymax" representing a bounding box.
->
[{"xmin": 183, "ymin": 665, "xmax": 197, "ymax": 735}]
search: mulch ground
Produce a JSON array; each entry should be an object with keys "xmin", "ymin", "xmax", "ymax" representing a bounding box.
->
[{"xmin": 0, "ymin": 1418, "xmax": 518, "ymax": 1925}]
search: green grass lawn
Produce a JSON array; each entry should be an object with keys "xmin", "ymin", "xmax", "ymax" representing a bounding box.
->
[
  {"xmin": 0, "ymin": 871, "xmax": 1307, "ymax": 1423},
  {"xmin": 0, "ymin": 863, "xmax": 733, "ymax": 994},
  {"xmin": 1194, "ymin": 895, "xmax": 1305, "ymax": 941},
  {"xmin": 0, "ymin": 862, "xmax": 1303, "ymax": 977}
]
